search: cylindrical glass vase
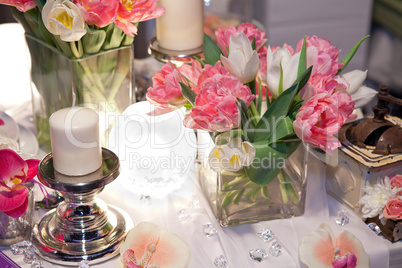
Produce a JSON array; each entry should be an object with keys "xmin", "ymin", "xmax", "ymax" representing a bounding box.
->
[
  {"xmin": 25, "ymin": 35, "xmax": 135, "ymax": 152},
  {"xmin": 197, "ymin": 131, "xmax": 308, "ymax": 227},
  {"xmin": 0, "ymin": 182, "xmax": 34, "ymax": 247}
]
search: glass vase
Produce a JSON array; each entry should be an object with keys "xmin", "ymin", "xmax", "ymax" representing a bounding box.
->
[
  {"xmin": 196, "ymin": 131, "xmax": 308, "ymax": 227},
  {"xmin": 0, "ymin": 182, "xmax": 34, "ymax": 247},
  {"xmin": 25, "ymin": 35, "xmax": 135, "ymax": 152}
]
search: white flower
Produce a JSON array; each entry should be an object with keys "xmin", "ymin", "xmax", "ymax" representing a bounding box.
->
[
  {"xmin": 221, "ymin": 32, "xmax": 259, "ymax": 84},
  {"xmin": 336, "ymin": 70, "xmax": 377, "ymax": 108},
  {"xmin": 42, "ymin": 0, "xmax": 87, "ymax": 42},
  {"xmin": 265, "ymin": 45, "xmax": 300, "ymax": 99},
  {"xmin": 359, "ymin": 177, "xmax": 399, "ymax": 219},
  {"xmin": 208, "ymin": 137, "xmax": 256, "ymax": 172}
]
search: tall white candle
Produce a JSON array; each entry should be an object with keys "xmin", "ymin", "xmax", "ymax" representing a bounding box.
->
[
  {"xmin": 156, "ymin": 0, "xmax": 204, "ymax": 51},
  {"xmin": 49, "ymin": 107, "xmax": 102, "ymax": 176}
]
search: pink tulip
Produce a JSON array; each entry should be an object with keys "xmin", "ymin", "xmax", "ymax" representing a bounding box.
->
[
  {"xmin": 74, "ymin": 0, "xmax": 118, "ymax": 28},
  {"xmin": 296, "ymin": 35, "xmax": 344, "ymax": 77},
  {"xmin": 115, "ymin": 0, "xmax": 165, "ymax": 36},
  {"xmin": 0, "ymin": 149, "xmax": 39, "ymax": 218},
  {"xmin": 293, "ymin": 91, "xmax": 355, "ymax": 155},
  {"xmin": 184, "ymin": 73, "xmax": 254, "ymax": 132},
  {"xmin": 215, "ymin": 22, "xmax": 267, "ymax": 57},
  {"xmin": 302, "ymin": 74, "xmax": 349, "ymax": 103},
  {"xmin": 146, "ymin": 62, "xmax": 189, "ymax": 115},
  {"xmin": 0, "ymin": 0, "xmax": 36, "ymax": 12}
]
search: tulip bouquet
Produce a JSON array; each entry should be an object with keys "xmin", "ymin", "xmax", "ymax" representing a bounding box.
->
[
  {"xmin": 146, "ymin": 22, "xmax": 376, "ymax": 222},
  {"xmin": 0, "ymin": 0, "xmax": 165, "ymax": 150}
]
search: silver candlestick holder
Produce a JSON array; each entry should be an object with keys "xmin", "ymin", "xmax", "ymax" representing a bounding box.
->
[
  {"xmin": 148, "ymin": 37, "xmax": 203, "ymax": 65},
  {"xmin": 32, "ymin": 148, "xmax": 133, "ymax": 266}
]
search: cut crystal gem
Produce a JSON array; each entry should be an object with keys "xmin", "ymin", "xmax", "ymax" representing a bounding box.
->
[
  {"xmin": 30, "ymin": 258, "xmax": 44, "ymax": 268},
  {"xmin": 335, "ymin": 210, "xmax": 349, "ymax": 226},
  {"xmin": 257, "ymin": 228, "xmax": 275, "ymax": 243},
  {"xmin": 177, "ymin": 209, "xmax": 190, "ymax": 222},
  {"xmin": 140, "ymin": 195, "xmax": 151, "ymax": 206},
  {"xmin": 203, "ymin": 223, "xmax": 217, "ymax": 237},
  {"xmin": 78, "ymin": 260, "xmax": 90, "ymax": 268},
  {"xmin": 10, "ymin": 240, "xmax": 31, "ymax": 255},
  {"xmin": 249, "ymin": 248, "xmax": 268, "ymax": 262},
  {"xmin": 269, "ymin": 241, "xmax": 282, "ymax": 257},
  {"xmin": 367, "ymin": 222, "xmax": 382, "ymax": 235},
  {"xmin": 214, "ymin": 254, "xmax": 228, "ymax": 268},
  {"xmin": 23, "ymin": 248, "xmax": 36, "ymax": 264},
  {"xmin": 190, "ymin": 196, "xmax": 200, "ymax": 208}
]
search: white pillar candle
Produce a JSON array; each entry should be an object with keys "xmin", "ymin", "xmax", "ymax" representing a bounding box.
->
[
  {"xmin": 156, "ymin": 0, "xmax": 204, "ymax": 51},
  {"xmin": 49, "ymin": 107, "xmax": 102, "ymax": 176}
]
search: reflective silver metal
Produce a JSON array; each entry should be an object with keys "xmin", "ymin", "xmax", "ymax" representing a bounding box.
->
[
  {"xmin": 148, "ymin": 37, "xmax": 203, "ymax": 65},
  {"xmin": 32, "ymin": 148, "xmax": 134, "ymax": 266}
]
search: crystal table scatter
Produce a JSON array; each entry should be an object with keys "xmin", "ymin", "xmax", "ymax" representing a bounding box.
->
[
  {"xmin": 32, "ymin": 148, "xmax": 133, "ymax": 265},
  {"xmin": 269, "ymin": 241, "xmax": 283, "ymax": 257},
  {"xmin": 249, "ymin": 248, "xmax": 268, "ymax": 262},
  {"xmin": 257, "ymin": 228, "xmax": 275, "ymax": 243},
  {"xmin": 335, "ymin": 210, "xmax": 350, "ymax": 226},
  {"xmin": 214, "ymin": 254, "xmax": 228, "ymax": 268},
  {"xmin": 203, "ymin": 223, "xmax": 217, "ymax": 237}
]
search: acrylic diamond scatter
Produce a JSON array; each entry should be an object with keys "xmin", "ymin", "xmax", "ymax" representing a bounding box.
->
[
  {"xmin": 10, "ymin": 240, "xmax": 31, "ymax": 255},
  {"xmin": 367, "ymin": 222, "xmax": 382, "ymax": 235},
  {"xmin": 249, "ymin": 248, "xmax": 268, "ymax": 262},
  {"xmin": 23, "ymin": 248, "xmax": 36, "ymax": 264},
  {"xmin": 335, "ymin": 210, "xmax": 349, "ymax": 226},
  {"xmin": 177, "ymin": 209, "xmax": 190, "ymax": 222},
  {"xmin": 257, "ymin": 228, "xmax": 275, "ymax": 243},
  {"xmin": 214, "ymin": 254, "xmax": 228, "ymax": 268},
  {"xmin": 269, "ymin": 241, "xmax": 282, "ymax": 257},
  {"xmin": 140, "ymin": 195, "xmax": 151, "ymax": 206},
  {"xmin": 30, "ymin": 258, "xmax": 44, "ymax": 268},
  {"xmin": 190, "ymin": 196, "xmax": 201, "ymax": 208},
  {"xmin": 203, "ymin": 223, "xmax": 217, "ymax": 237},
  {"xmin": 78, "ymin": 260, "xmax": 90, "ymax": 268}
]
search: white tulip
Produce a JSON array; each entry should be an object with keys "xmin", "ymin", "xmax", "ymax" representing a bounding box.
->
[
  {"xmin": 42, "ymin": 0, "xmax": 86, "ymax": 42},
  {"xmin": 337, "ymin": 70, "xmax": 378, "ymax": 108},
  {"xmin": 221, "ymin": 32, "xmax": 259, "ymax": 84},
  {"xmin": 208, "ymin": 137, "xmax": 256, "ymax": 172},
  {"xmin": 266, "ymin": 45, "xmax": 300, "ymax": 99}
]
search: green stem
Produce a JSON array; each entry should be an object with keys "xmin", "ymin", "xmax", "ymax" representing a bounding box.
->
[
  {"xmin": 249, "ymin": 102, "xmax": 259, "ymax": 126},
  {"xmin": 278, "ymin": 171, "xmax": 289, "ymax": 204}
]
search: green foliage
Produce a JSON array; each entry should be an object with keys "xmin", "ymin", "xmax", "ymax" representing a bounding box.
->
[
  {"xmin": 203, "ymin": 33, "xmax": 222, "ymax": 66},
  {"xmin": 336, "ymin": 35, "xmax": 370, "ymax": 75}
]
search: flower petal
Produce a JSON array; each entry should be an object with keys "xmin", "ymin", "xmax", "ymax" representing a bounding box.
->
[
  {"xmin": 3, "ymin": 193, "xmax": 29, "ymax": 218},
  {"xmin": 351, "ymin": 86, "xmax": 377, "ymax": 109},
  {"xmin": 0, "ymin": 186, "xmax": 29, "ymax": 214},
  {"xmin": 336, "ymin": 230, "xmax": 369, "ymax": 268},
  {"xmin": 298, "ymin": 223, "xmax": 335, "ymax": 268},
  {"xmin": 25, "ymin": 159, "xmax": 40, "ymax": 182},
  {"xmin": 0, "ymin": 149, "xmax": 27, "ymax": 183}
]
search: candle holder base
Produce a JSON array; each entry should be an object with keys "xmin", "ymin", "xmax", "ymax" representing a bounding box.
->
[
  {"xmin": 148, "ymin": 37, "xmax": 203, "ymax": 65},
  {"xmin": 32, "ymin": 148, "xmax": 134, "ymax": 266}
]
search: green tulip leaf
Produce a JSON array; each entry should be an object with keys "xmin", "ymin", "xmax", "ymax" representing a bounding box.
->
[
  {"xmin": 337, "ymin": 35, "xmax": 369, "ymax": 75},
  {"xmin": 180, "ymin": 82, "xmax": 196, "ymax": 105},
  {"xmin": 82, "ymin": 28, "xmax": 106, "ymax": 55},
  {"xmin": 203, "ymin": 33, "xmax": 222, "ymax": 66},
  {"xmin": 102, "ymin": 23, "xmax": 124, "ymax": 50}
]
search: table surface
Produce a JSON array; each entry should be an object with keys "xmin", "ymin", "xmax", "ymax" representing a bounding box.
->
[{"xmin": 0, "ymin": 23, "xmax": 401, "ymax": 268}]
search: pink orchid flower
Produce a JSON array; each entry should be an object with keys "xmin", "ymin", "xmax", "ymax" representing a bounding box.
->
[
  {"xmin": 298, "ymin": 223, "xmax": 369, "ymax": 268},
  {"xmin": 0, "ymin": 0, "xmax": 36, "ymax": 12},
  {"xmin": 0, "ymin": 118, "xmax": 4, "ymax": 126},
  {"xmin": 184, "ymin": 73, "xmax": 254, "ymax": 132},
  {"xmin": 293, "ymin": 91, "xmax": 355, "ymax": 155},
  {"xmin": 0, "ymin": 149, "xmax": 40, "ymax": 218},
  {"xmin": 146, "ymin": 61, "xmax": 189, "ymax": 115},
  {"xmin": 116, "ymin": 222, "xmax": 191, "ymax": 268},
  {"xmin": 215, "ymin": 22, "xmax": 267, "ymax": 57},
  {"xmin": 115, "ymin": 0, "xmax": 165, "ymax": 36},
  {"xmin": 74, "ymin": 0, "xmax": 118, "ymax": 28}
]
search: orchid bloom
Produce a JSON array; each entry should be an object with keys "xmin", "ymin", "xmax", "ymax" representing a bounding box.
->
[
  {"xmin": 265, "ymin": 44, "xmax": 300, "ymax": 99},
  {"xmin": 116, "ymin": 0, "xmax": 165, "ymax": 36},
  {"xmin": 116, "ymin": 222, "xmax": 191, "ymax": 268},
  {"xmin": 0, "ymin": 118, "xmax": 4, "ymax": 126},
  {"xmin": 336, "ymin": 70, "xmax": 377, "ymax": 108},
  {"xmin": 221, "ymin": 32, "xmax": 260, "ymax": 84},
  {"xmin": 0, "ymin": 0, "xmax": 36, "ymax": 12},
  {"xmin": 0, "ymin": 149, "xmax": 40, "ymax": 218},
  {"xmin": 298, "ymin": 223, "xmax": 369, "ymax": 268},
  {"xmin": 208, "ymin": 137, "xmax": 256, "ymax": 172},
  {"xmin": 42, "ymin": 0, "xmax": 87, "ymax": 42}
]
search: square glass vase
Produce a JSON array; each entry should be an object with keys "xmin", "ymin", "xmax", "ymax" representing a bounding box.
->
[
  {"xmin": 25, "ymin": 35, "xmax": 135, "ymax": 152},
  {"xmin": 196, "ymin": 131, "xmax": 308, "ymax": 227}
]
